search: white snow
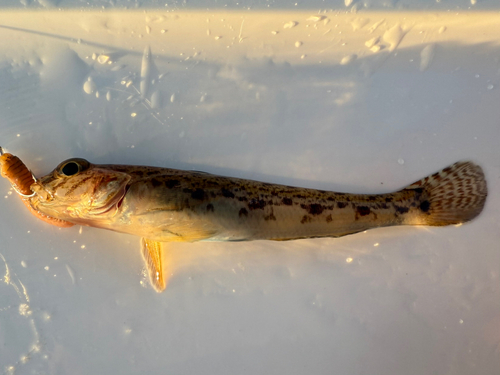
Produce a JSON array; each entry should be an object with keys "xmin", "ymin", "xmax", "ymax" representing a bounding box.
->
[{"xmin": 0, "ymin": 3, "xmax": 499, "ymax": 375}]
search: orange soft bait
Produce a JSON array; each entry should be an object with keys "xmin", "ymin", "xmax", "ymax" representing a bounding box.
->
[{"xmin": 0, "ymin": 147, "xmax": 74, "ymax": 228}]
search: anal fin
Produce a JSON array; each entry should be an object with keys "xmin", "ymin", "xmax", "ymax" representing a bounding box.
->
[{"xmin": 141, "ymin": 238, "xmax": 168, "ymax": 292}]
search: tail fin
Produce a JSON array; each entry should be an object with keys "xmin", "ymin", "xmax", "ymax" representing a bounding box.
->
[{"xmin": 405, "ymin": 161, "xmax": 487, "ymax": 226}]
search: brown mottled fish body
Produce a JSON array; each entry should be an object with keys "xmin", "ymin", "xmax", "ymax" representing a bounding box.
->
[
  {"xmin": 96, "ymin": 167, "xmax": 419, "ymax": 242},
  {"xmin": 0, "ymin": 149, "xmax": 488, "ymax": 292},
  {"xmin": 30, "ymin": 161, "xmax": 485, "ymax": 244}
]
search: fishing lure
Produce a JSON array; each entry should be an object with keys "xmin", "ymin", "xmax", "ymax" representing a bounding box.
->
[
  {"xmin": 0, "ymin": 148, "xmax": 73, "ymax": 228},
  {"xmin": 0, "ymin": 147, "xmax": 488, "ymax": 292}
]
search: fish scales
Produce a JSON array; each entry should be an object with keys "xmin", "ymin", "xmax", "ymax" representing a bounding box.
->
[{"xmin": 64, "ymin": 165, "xmax": 444, "ymax": 242}]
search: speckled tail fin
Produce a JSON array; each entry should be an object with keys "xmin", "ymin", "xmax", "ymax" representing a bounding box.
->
[
  {"xmin": 141, "ymin": 238, "xmax": 168, "ymax": 292},
  {"xmin": 405, "ymin": 161, "xmax": 487, "ymax": 226}
]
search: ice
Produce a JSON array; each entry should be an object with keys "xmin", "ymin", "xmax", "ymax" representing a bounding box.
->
[
  {"xmin": 283, "ymin": 21, "xmax": 298, "ymax": 29},
  {"xmin": 420, "ymin": 44, "xmax": 436, "ymax": 71},
  {"xmin": 65, "ymin": 264, "xmax": 76, "ymax": 284},
  {"xmin": 383, "ymin": 23, "xmax": 406, "ymax": 52},
  {"xmin": 97, "ymin": 54, "xmax": 110, "ymax": 64},
  {"xmin": 18, "ymin": 303, "xmax": 31, "ymax": 316},
  {"xmin": 351, "ymin": 17, "xmax": 369, "ymax": 31},
  {"xmin": 368, "ymin": 19, "xmax": 385, "ymax": 33},
  {"xmin": 140, "ymin": 46, "xmax": 152, "ymax": 99},
  {"xmin": 307, "ymin": 15, "xmax": 326, "ymax": 22},
  {"xmin": 150, "ymin": 90, "xmax": 162, "ymax": 108},
  {"xmin": 340, "ymin": 54, "xmax": 357, "ymax": 65},
  {"xmin": 0, "ymin": 5, "xmax": 499, "ymax": 375},
  {"xmin": 365, "ymin": 36, "xmax": 380, "ymax": 48},
  {"xmin": 83, "ymin": 77, "xmax": 96, "ymax": 94}
]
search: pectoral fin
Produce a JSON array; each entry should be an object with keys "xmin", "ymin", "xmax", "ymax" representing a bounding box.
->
[{"xmin": 141, "ymin": 238, "xmax": 168, "ymax": 292}]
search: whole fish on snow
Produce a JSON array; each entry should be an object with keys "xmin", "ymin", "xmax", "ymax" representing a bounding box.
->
[{"xmin": 0, "ymin": 148, "xmax": 487, "ymax": 292}]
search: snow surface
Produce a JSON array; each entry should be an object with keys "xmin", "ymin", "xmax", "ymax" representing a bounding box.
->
[{"xmin": 0, "ymin": 2, "xmax": 499, "ymax": 375}]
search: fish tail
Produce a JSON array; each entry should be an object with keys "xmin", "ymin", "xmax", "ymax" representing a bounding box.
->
[{"xmin": 403, "ymin": 161, "xmax": 487, "ymax": 226}]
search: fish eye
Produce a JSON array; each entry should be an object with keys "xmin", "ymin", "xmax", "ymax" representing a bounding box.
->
[
  {"xmin": 57, "ymin": 158, "xmax": 90, "ymax": 177},
  {"xmin": 61, "ymin": 162, "xmax": 80, "ymax": 176}
]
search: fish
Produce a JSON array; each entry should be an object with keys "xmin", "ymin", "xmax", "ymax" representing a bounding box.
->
[{"xmin": 0, "ymin": 147, "xmax": 488, "ymax": 292}]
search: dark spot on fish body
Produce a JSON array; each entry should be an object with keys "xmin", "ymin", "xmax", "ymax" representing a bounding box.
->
[
  {"xmin": 413, "ymin": 187, "xmax": 424, "ymax": 195},
  {"xmin": 130, "ymin": 170, "xmax": 147, "ymax": 176},
  {"xmin": 221, "ymin": 188, "xmax": 235, "ymax": 198},
  {"xmin": 238, "ymin": 196, "xmax": 248, "ymax": 202},
  {"xmin": 394, "ymin": 205, "xmax": 410, "ymax": 214},
  {"xmin": 264, "ymin": 213, "xmax": 277, "ymax": 221},
  {"xmin": 327, "ymin": 197, "xmax": 335, "ymax": 202},
  {"xmin": 248, "ymin": 199, "xmax": 266, "ymax": 210},
  {"xmin": 239, "ymin": 208, "xmax": 248, "ymax": 217},
  {"xmin": 308, "ymin": 204, "xmax": 324, "ymax": 215},
  {"xmin": 282, "ymin": 197, "xmax": 293, "ymax": 206},
  {"xmin": 385, "ymin": 197, "xmax": 392, "ymax": 203},
  {"xmin": 206, "ymin": 203, "xmax": 214, "ymax": 212},
  {"xmin": 326, "ymin": 214, "xmax": 333, "ymax": 223},
  {"xmin": 419, "ymin": 200, "xmax": 430, "ymax": 213},
  {"xmin": 165, "ymin": 179, "xmax": 180, "ymax": 189},
  {"xmin": 301, "ymin": 215, "xmax": 312, "ymax": 224},
  {"xmin": 302, "ymin": 203, "xmax": 324, "ymax": 215},
  {"xmin": 191, "ymin": 188, "xmax": 206, "ymax": 200},
  {"xmin": 356, "ymin": 206, "xmax": 371, "ymax": 216},
  {"xmin": 378, "ymin": 203, "xmax": 389, "ymax": 209},
  {"xmin": 337, "ymin": 202, "xmax": 347, "ymax": 209}
]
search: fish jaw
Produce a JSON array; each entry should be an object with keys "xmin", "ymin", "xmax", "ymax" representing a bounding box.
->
[{"xmin": 29, "ymin": 167, "xmax": 131, "ymax": 223}]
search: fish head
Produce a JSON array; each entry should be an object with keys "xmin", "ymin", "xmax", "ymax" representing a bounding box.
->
[{"xmin": 29, "ymin": 158, "xmax": 131, "ymax": 222}]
